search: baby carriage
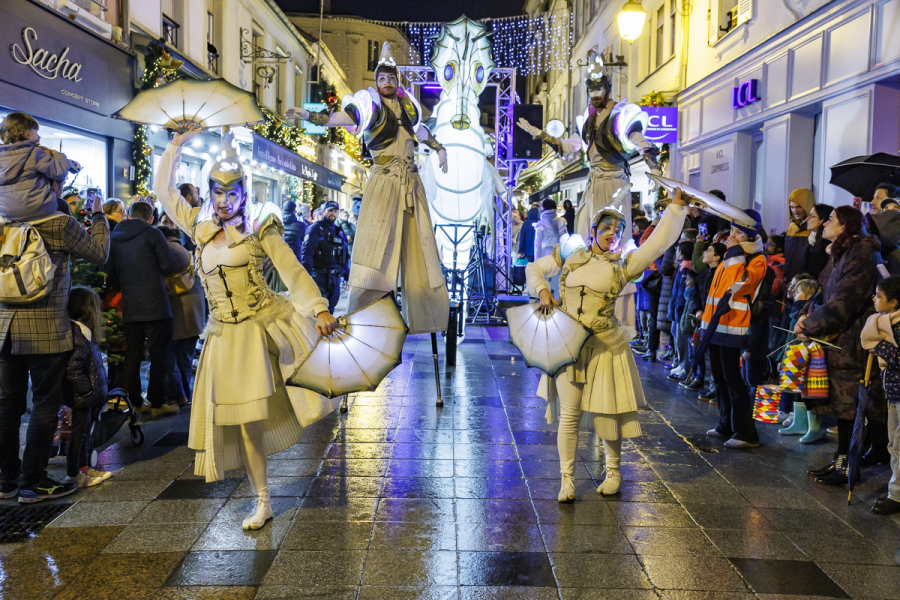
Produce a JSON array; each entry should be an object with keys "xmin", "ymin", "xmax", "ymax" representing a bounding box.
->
[{"xmin": 56, "ymin": 387, "xmax": 144, "ymax": 468}]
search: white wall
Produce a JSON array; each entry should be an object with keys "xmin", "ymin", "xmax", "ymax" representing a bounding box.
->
[{"xmin": 131, "ymin": 0, "xmax": 163, "ymax": 37}]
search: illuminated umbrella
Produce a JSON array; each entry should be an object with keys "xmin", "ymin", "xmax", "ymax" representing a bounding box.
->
[
  {"xmin": 288, "ymin": 294, "xmax": 409, "ymax": 398},
  {"xmin": 648, "ymin": 174, "xmax": 759, "ymax": 229},
  {"xmin": 506, "ymin": 304, "xmax": 592, "ymax": 376},
  {"xmin": 112, "ymin": 79, "xmax": 265, "ymax": 132}
]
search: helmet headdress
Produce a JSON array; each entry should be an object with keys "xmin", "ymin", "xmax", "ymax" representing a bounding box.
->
[
  {"xmin": 584, "ymin": 49, "xmax": 611, "ymax": 97},
  {"xmin": 374, "ymin": 42, "xmax": 399, "ymax": 78}
]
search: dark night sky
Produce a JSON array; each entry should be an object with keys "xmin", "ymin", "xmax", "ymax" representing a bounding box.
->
[{"xmin": 275, "ymin": 1, "xmax": 526, "ymax": 22}]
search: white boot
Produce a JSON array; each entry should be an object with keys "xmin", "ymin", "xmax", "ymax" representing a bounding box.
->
[
  {"xmin": 558, "ymin": 473, "xmax": 576, "ymax": 502},
  {"xmin": 597, "ymin": 438, "xmax": 622, "ymax": 496},
  {"xmin": 242, "ymin": 488, "xmax": 272, "ymax": 530}
]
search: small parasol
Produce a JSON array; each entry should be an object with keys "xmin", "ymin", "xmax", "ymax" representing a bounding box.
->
[
  {"xmin": 288, "ymin": 294, "xmax": 408, "ymax": 398},
  {"xmin": 505, "ymin": 304, "xmax": 592, "ymax": 376},
  {"xmin": 848, "ymin": 354, "xmax": 876, "ymax": 504},
  {"xmin": 648, "ymin": 174, "xmax": 759, "ymax": 229},
  {"xmin": 112, "ymin": 79, "xmax": 265, "ymax": 132}
]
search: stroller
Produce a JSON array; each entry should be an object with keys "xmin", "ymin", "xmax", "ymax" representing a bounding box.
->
[{"xmin": 56, "ymin": 387, "xmax": 144, "ymax": 468}]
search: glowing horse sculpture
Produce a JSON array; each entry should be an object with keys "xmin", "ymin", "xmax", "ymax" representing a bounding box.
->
[{"xmin": 420, "ymin": 16, "xmax": 506, "ymax": 266}]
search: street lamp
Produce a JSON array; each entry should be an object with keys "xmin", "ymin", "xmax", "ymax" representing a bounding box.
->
[{"xmin": 617, "ymin": 1, "xmax": 647, "ymax": 43}]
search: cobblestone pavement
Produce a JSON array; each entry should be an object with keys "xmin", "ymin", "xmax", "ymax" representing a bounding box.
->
[{"xmin": 1, "ymin": 326, "xmax": 899, "ymax": 599}]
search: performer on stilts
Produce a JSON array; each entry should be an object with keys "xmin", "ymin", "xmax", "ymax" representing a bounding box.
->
[
  {"xmin": 153, "ymin": 127, "xmax": 342, "ymax": 530},
  {"xmin": 287, "ymin": 42, "xmax": 450, "ymax": 404},
  {"xmin": 526, "ymin": 189, "xmax": 687, "ymax": 501},
  {"xmin": 517, "ymin": 48, "xmax": 662, "ymax": 327}
]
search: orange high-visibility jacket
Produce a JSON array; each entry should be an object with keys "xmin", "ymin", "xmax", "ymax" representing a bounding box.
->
[{"xmin": 700, "ymin": 243, "xmax": 767, "ymax": 347}]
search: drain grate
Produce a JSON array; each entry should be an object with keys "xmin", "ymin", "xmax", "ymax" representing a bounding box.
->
[{"xmin": 0, "ymin": 503, "xmax": 72, "ymax": 543}]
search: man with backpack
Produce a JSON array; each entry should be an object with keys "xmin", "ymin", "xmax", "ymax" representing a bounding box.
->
[
  {"xmin": 700, "ymin": 208, "xmax": 767, "ymax": 449},
  {"xmin": 0, "ymin": 194, "xmax": 109, "ymax": 503},
  {"xmin": 105, "ymin": 201, "xmax": 182, "ymax": 419}
]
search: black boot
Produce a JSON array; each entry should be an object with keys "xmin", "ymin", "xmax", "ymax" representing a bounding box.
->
[
  {"xmin": 815, "ymin": 455, "xmax": 848, "ymax": 486},
  {"xmin": 861, "ymin": 444, "xmax": 891, "ymax": 467},
  {"xmin": 641, "ymin": 351, "xmax": 657, "ymax": 363},
  {"xmin": 807, "ymin": 453, "xmax": 839, "ymax": 477}
]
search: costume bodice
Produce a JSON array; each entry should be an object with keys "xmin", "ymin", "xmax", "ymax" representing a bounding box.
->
[
  {"xmin": 560, "ymin": 251, "xmax": 626, "ymax": 333},
  {"xmin": 197, "ymin": 233, "xmax": 277, "ymax": 324}
]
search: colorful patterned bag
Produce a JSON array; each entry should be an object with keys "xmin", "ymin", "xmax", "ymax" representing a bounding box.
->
[
  {"xmin": 753, "ymin": 384, "xmax": 781, "ymax": 423},
  {"xmin": 802, "ymin": 343, "xmax": 829, "ymax": 399},
  {"xmin": 780, "ymin": 343, "xmax": 810, "ymax": 393}
]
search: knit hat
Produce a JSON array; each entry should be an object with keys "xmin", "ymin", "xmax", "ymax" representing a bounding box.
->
[
  {"xmin": 297, "ymin": 203, "xmax": 311, "ymax": 217},
  {"xmin": 283, "ymin": 200, "xmax": 297, "ymax": 213},
  {"xmin": 735, "ymin": 208, "xmax": 762, "ymax": 238}
]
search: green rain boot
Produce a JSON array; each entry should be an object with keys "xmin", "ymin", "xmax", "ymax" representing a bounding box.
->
[
  {"xmin": 800, "ymin": 411, "xmax": 828, "ymax": 444},
  {"xmin": 779, "ymin": 402, "xmax": 809, "ymax": 435}
]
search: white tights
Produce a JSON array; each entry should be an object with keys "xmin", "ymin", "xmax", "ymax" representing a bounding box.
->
[
  {"xmin": 556, "ymin": 374, "xmax": 622, "ymax": 475},
  {"xmin": 238, "ymin": 420, "xmax": 272, "ymax": 529}
]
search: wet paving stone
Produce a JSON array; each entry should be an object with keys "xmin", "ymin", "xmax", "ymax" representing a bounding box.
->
[
  {"xmin": 730, "ymin": 558, "xmax": 849, "ymax": 597},
  {"xmin": 459, "ymin": 551, "xmax": 556, "ymax": 587},
  {"xmin": 165, "ymin": 550, "xmax": 277, "ymax": 586},
  {"xmin": 157, "ymin": 478, "xmax": 243, "ymax": 500}
]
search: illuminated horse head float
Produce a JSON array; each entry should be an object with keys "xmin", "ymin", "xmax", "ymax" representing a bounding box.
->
[{"xmin": 422, "ymin": 16, "xmax": 506, "ymax": 263}]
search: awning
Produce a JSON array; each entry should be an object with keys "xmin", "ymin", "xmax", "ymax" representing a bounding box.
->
[
  {"xmin": 560, "ymin": 167, "xmax": 589, "ymax": 191},
  {"xmin": 252, "ymin": 133, "xmax": 345, "ymax": 191},
  {"xmin": 528, "ymin": 179, "xmax": 560, "ymax": 204}
]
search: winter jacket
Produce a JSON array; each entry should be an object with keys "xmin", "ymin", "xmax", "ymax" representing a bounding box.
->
[
  {"xmin": 105, "ymin": 219, "xmax": 180, "ymax": 323},
  {"xmin": 64, "ymin": 321, "xmax": 107, "ymax": 410},
  {"xmin": 655, "ymin": 244, "xmax": 677, "ymax": 330},
  {"xmin": 700, "ymin": 239, "xmax": 767, "ymax": 348},
  {"xmin": 563, "ymin": 206, "xmax": 575, "ymax": 235},
  {"xmin": 165, "ymin": 233, "xmax": 205, "ymax": 340},
  {"xmin": 867, "ymin": 211, "xmax": 900, "ymax": 276},
  {"xmin": 767, "ymin": 252, "xmax": 786, "ymax": 308},
  {"xmin": 873, "ymin": 318, "xmax": 900, "ymax": 404},
  {"xmin": 282, "ymin": 211, "xmax": 307, "ymax": 262},
  {"xmin": 0, "ymin": 140, "xmax": 75, "ymax": 221},
  {"xmin": 806, "ymin": 232, "xmax": 831, "ymax": 280},
  {"xmin": 518, "ymin": 207, "xmax": 540, "ymax": 261},
  {"xmin": 679, "ymin": 284, "xmax": 699, "ymax": 335},
  {"xmin": 336, "ymin": 217, "xmax": 357, "ymax": 256},
  {"xmin": 301, "ymin": 218, "xmax": 349, "ymax": 276},
  {"xmin": 803, "ymin": 235, "xmax": 881, "ymax": 419},
  {"xmin": 533, "ymin": 209, "xmax": 567, "ymax": 258},
  {"xmin": 668, "ymin": 261, "xmax": 693, "ymax": 322}
]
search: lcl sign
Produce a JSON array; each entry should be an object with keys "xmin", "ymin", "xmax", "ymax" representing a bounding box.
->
[{"xmin": 732, "ymin": 79, "xmax": 761, "ymax": 109}]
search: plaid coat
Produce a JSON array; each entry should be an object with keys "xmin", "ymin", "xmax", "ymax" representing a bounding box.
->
[{"xmin": 0, "ymin": 213, "xmax": 109, "ymax": 355}]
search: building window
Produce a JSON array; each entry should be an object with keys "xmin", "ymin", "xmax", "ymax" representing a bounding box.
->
[
  {"xmin": 670, "ymin": 0, "xmax": 677, "ymax": 57},
  {"xmin": 162, "ymin": 14, "xmax": 179, "ymax": 47},
  {"xmin": 275, "ymin": 48, "xmax": 286, "ymax": 116},
  {"xmin": 252, "ymin": 27, "xmax": 264, "ymax": 106},
  {"xmin": 294, "ymin": 66, "xmax": 304, "ymax": 108},
  {"xmin": 367, "ymin": 40, "xmax": 380, "ymax": 72},
  {"xmin": 655, "ymin": 5, "xmax": 664, "ymax": 68},
  {"xmin": 207, "ymin": 11, "xmax": 218, "ymax": 73}
]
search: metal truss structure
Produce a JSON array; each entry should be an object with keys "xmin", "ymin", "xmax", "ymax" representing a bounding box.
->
[{"xmin": 399, "ymin": 65, "xmax": 520, "ymax": 294}]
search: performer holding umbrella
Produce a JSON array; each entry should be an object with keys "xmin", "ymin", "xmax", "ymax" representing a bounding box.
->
[{"xmin": 525, "ymin": 188, "xmax": 688, "ymax": 502}]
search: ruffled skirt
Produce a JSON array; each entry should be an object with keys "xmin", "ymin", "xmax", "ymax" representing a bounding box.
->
[
  {"xmin": 538, "ymin": 323, "xmax": 644, "ymax": 439},
  {"xmin": 189, "ymin": 293, "xmax": 341, "ymax": 482}
]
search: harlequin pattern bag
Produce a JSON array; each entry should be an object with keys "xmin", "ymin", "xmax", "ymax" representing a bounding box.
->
[{"xmin": 779, "ymin": 343, "xmax": 810, "ymax": 393}]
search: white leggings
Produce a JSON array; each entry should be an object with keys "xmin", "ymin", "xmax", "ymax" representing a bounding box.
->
[
  {"xmin": 556, "ymin": 374, "xmax": 621, "ymax": 476},
  {"xmin": 237, "ymin": 420, "xmax": 268, "ymax": 495}
]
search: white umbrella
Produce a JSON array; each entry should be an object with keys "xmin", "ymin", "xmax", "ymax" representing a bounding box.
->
[
  {"xmin": 112, "ymin": 79, "xmax": 265, "ymax": 132},
  {"xmin": 506, "ymin": 304, "xmax": 592, "ymax": 376},
  {"xmin": 288, "ymin": 294, "xmax": 409, "ymax": 398},
  {"xmin": 648, "ymin": 174, "xmax": 759, "ymax": 229}
]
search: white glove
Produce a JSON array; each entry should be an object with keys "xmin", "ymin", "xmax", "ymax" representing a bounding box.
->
[
  {"xmin": 516, "ymin": 117, "xmax": 541, "ymax": 137},
  {"xmin": 438, "ymin": 148, "xmax": 448, "ymax": 174},
  {"xmin": 284, "ymin": 106, "xmax": 310, "ymax": 121}
]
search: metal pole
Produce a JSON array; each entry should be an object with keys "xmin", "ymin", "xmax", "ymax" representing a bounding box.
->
[{"xmin": 431, "ymin": 333, "xmax": 443, "ymax": 407}]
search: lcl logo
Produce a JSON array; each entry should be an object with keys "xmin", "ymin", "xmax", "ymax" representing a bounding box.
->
[{"xmin": 732, "ymin": 79, "xmax": 761, "ymax": 109}]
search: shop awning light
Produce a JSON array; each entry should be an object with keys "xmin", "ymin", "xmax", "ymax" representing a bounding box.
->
[{"xmin": 617, "ymin": 1, "xmax": 646, "ymax": 43}]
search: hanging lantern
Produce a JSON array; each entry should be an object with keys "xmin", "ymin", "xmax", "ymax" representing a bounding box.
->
[{"xmin": 617, "ymin": 1, "xmax": 647, "ymax": 43}]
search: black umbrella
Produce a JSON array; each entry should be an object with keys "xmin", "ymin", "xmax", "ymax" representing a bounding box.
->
[
  {"xmin": 689, "ymin": 291, "xmax": 733, "ymax": 375},
  {"xmin": 847, "ymin": 354, "xmax": 875, "ymax": 504},
  {"xmin": 829, "ymin": 153, "xmax": 900, "ymax": 201}
]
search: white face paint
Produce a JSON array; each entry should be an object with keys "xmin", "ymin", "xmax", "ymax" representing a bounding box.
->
[
  {"xmin": 211, "ymin": 181, "xmax": 246, "ymax": 221},
  {"xmin": 592, "ymin": 216, "xmax": 624, "ymax": 252}
]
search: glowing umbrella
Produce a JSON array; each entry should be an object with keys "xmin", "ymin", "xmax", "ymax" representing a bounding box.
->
[
  {"xmin": 648, "ymin": 174, "xmax": 759, "ymax": 229},
  {"xmin": 112, "ymin": 79, "xmax": 265, "ymax": 132},
  {"xmin": 288, "ymin": 294, "xmax": 409, "ymax": 398},
  {"xmin": 506, "ymin": 304, "xmax": 592, "ymax": 376}
]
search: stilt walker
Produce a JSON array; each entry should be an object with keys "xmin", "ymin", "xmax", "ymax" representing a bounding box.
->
[
  {"xmin": 526, "ymin": 190, "xmax": 688, "ymax": 501},
  {"xmin": 287, "ymin": 43, "xmax": 451, "ymax": 405},
  {"xmin": 154, "ymin": 128, "xmax": 343, "ymax": 530}
]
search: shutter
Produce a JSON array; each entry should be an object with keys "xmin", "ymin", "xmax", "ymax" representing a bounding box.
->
[
  {"xmin": 737, "ymin": 0, "xmax": 754, "ymax": 25},
  {"xmin": 707, "ymin": 1, "xmax": 719, "ymax": 46},
  {"xmin": 162, "ymin": 0, "xmax": 175, "ymax": 18}
]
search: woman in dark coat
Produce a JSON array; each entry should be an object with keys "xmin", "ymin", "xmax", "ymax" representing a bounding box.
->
[
  {"xmin": 805, "ymin": 204, "xmax": 834, "ymax": 280},
  {"xmin": 796, "ymin": 206, "xmax": 880, "ymax": 486},
  {"xmin": 562, "ymin": 199, "xmax": 576, "ymax": 235}
]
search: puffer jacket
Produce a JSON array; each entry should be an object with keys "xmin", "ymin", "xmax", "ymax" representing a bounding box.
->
[
  {"xmin": 282, "ymin": 211, "xmax": 307, "ymax": 262},
  {"xmin": 655, "ymin": 244, "xmax": 676, "ymax": 329},
  {"xmin": 803, "ymin": 235, "xmax": 881, "ymax": 419},
  {"xmin": 0, "ymin": 140, "xmax": 74, "ymax": 221},
  {"xmin": 65, "ymin": 321, "xmax": 108, "ymax": 410},
  {"xmin": 782, "ymin": 189, "xmax": 815, "ymax": 289},
  {"xmin": 518, "ymin": 207, "xmax": 540, "ymax": 261},
  {"xmin": 700, "ymin": 238, "xmax": 767, "ymax": 348}
]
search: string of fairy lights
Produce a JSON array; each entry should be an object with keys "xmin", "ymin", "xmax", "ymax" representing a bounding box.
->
[{"xmin": 341, "ymin": 9, "xmax": 574, "ymax": 76}]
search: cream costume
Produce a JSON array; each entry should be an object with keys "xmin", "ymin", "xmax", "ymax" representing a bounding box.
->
[
  {"xmin": 153, "ymin": 133, "xmax": 341, "ymax": 529},
  {"xmin": 526, "ymin": 203, "xmax": 687, "ymax": 499},
  {"xmin": 293, "ymin": 43, "xmax": 449, "ymax": 335}
]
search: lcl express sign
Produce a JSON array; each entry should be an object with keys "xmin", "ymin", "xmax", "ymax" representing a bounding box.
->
[{"xmin": 733, "ymin": 79, "xmax": 761, "ymax": 109}]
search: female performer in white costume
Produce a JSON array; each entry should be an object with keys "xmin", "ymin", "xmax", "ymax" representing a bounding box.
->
[
  {"xmin": 526, "ymin": 189, "xmax": 687, "ymax": 502},
  {"xmin": 153, "ymin": 128, "xmax": 342, "ymax": 529}
]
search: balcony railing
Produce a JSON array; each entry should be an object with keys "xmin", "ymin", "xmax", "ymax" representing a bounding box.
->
[
  {"xmin": 162, "ymin": 15, "xmax": 180, "ymax": 47},
  {"xmin": 208, "ymin": 53, "xmax": 219, "ymax": 74}
]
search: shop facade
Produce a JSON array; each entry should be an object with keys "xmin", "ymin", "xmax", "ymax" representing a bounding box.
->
[
  {"xmin": 0, "ymin": 0, "xmax": 135, "ymax": 201},
  {"xmin": 675, "ymin": 0, "xmax": 900, "ymax": 234}
]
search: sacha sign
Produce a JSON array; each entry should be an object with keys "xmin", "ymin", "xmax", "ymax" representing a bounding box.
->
[{"xmin": 640, "ymin": 107, "xmax": 678, "ymax": 144}]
